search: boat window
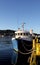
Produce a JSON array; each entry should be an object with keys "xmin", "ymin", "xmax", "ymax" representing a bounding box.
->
[
  {"xmin": 24, "ymin": 33, "xmax": 25, "ymax": 35},
  {"xmin": 20, "ymin": 33, "xmax": 22, "ymax": 35},
  {"xmin": 18, "ymin": 33, "xmax": 20, "ymax": 35},
  {"xmin": 18, "ymin": 33, "xmax": 19, "ymax": 35},
  {"xmin": 15, "ymin": 33, "xmax": 17, "ymax": 35}
]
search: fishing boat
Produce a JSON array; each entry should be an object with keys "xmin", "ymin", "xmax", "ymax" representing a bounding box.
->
[{"xmin": 13, "ymin": 23, "xmax": 33, "ymax": 65}]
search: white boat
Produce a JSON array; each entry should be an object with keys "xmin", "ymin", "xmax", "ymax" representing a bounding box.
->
[{"xmin": 15, "ymin": 23, "xmax": 33, "ymax": 41}]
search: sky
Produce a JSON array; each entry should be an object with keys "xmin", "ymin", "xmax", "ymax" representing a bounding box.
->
[{"xmin": 0, "ymin": 0, "xmax": 40, "ymax": 33}]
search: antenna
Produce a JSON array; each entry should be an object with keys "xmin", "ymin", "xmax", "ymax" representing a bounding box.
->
[{"xmin": 22, "ymin": 22, "xmax": 25, "ymax": 30}]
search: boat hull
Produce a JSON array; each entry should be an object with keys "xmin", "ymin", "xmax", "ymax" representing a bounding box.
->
[{"xmin": 16, "ymin": 38, "xmax": 32, "ymax": 65}]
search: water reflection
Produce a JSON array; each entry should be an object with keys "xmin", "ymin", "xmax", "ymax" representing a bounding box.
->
[{"xmin": 0, "ymin": 37, "xmax": 18, "ymax": 65}]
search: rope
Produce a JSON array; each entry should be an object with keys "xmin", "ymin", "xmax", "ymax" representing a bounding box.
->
[
  {"xmin": 21, "ymin": 40, "xmax": 33, "ymax": 51},
  {"xmin": 13, "ymin": 48, "xmax": 32, "ymax": 55},
  {"xmin": 22, "ymin": 42, "xmax": 33, "ymax": 52}
]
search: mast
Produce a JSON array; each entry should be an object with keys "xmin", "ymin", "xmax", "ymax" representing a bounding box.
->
[{"xmin": 22, "ymin": 22, "xmax": 25, "ymax": 30}]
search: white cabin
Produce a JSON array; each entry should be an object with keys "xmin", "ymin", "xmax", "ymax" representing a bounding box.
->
[{"xmin": 15, "ymin": 29, "xmax": 32, "ymax": 41}]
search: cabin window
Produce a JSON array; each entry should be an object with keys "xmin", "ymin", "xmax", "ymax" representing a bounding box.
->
[
  {"xmin": 15, "ymin": 33, "xmax": 17, "ymax": 35},
  {"xmin": 18, "ymin": 33, "xmax": 20, "ymax": 35},
  {"xmin": 24, "ymin": 33, "xmax": 25, "ymax": 35},
  {"xmin": 20, "ymin": 33, "xmax": 22, "ymax": 35}
]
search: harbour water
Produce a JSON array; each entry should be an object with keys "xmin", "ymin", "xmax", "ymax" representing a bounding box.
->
[{"xmin": 0, "ymin": 37, "xmax": 18, "ymax": 65}]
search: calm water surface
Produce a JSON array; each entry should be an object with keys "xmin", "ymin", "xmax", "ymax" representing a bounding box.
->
[{"xmin": 0, "ymin": 37, "xmax": 18, "ymax": 65}]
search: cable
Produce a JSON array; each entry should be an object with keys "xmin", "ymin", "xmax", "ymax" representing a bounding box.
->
[
  {"xmin": 13, "ymin": 48, "xmax": 36, "ymax": 65},
  {"xmin": 13, "ymin": 48, "xmax": 32, "ymax": 55},
  {"xmin": 21, "ymin": 40, "xmax": 33, "ymax": 52},
  {"xmin": 22, "ymin": 42, "xmax": 33, "ymax": 52}
]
